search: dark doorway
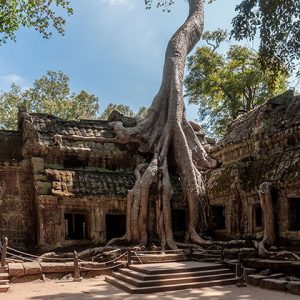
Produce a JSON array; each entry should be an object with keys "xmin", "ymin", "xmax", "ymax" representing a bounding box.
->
[
  {"xmin": 172, "ymin": 210, "xmax": 187, "ymax": 233},
  {"xmin": 106, "ymin": 214, "xmax": 126, "ymax": 241},
  {"xmin": 65, "ymin": 213, "xmax": 87, "ymax": 240},
  {"xmin": 211, "ymin": 205, "xmax": 225, "ymax": 230},
  {"xmin": 289, "ymin": 198, "xmax": 300, "ymax": 230},
  {"xmin": 253, "ymin": 205, "xmax": 263, "ymax": 228}
]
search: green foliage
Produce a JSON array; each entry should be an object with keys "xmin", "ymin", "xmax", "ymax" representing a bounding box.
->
[
  {"xmin": 231, "ymin": 0, "xmax": 300, "ymax": 76},
  {"xmin": 135, "ymin": 106, "xmax": 149, "ymax": 120},
  {"xmin": 0, "ymin": 71, "xmax": 99, "ymax": 130},
  {"xmin": 0, "ymin": 83, "xmax": 22, "ymax": 130},
  {"xmin": 185, "ymin": 31, "xmax": 288, "ymax": 137},
  {"xmin": 100, "ymin": 103, "xmax": 135, "ymax": 120},
  {"xmin": 0, "ymin": 0, "xmax": 73, "ymax": 45},
  {"xmin": 100, "ymin": 103, "xmax": 149, "ymax": 121}
]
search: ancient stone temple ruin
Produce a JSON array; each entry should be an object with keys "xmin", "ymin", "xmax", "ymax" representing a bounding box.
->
[
  {"xmin": 0, "ymin": 91, "xmax": 299, "ymax": 250},
  {"xmin": 207, "ymin": 91, "xmax": 300, "ymax": 245}
]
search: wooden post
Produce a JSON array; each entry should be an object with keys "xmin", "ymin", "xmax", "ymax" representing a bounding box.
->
[
  {"xmin": 221, "ymin": 247, "xmax": 224, "ymax": 261},
  {"xmin": 127, "ymin": 248, "xmax": 132, "ymax": 266},
  {"xmin": 1, "ymin": 237, "xmax": 8, "ymax": 268},
  {"xmin": 73, "ymin": 251, "xmax": 81, "ymax": 281}
]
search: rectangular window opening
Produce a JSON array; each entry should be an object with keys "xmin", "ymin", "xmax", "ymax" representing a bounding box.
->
[
  {"xmin": 289, "ymin": 198, "xmax": 300, "ymax": 231},
  {"xmin": 106, "ymin": 214, "xmax": 126, "ymax": 241},
  {"xmin": 65, "ymin": 213, "xmax": 87, "ymax": 240},
  {"xmin": 253, "ymin": 205, "xmax": 263, "ymax": 228},
  {"xmin": 211, "ymin": 205, "xmax": 226, "ymax": 230},
  {"xmin": 172, "ymin": 209, "xmax": 187, "ymax": 233}
]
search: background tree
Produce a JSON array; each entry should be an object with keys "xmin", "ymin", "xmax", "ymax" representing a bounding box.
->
[
  {"xmin": 100, "ymin": 104, "xmax": 149, "ymax": 121},
  {"xmin": 0, "ymin": 71, "xmax": 99, "ymax": 129},
  {"xmin": 135, "ymin": 106, "xmax": 149, "ymax": 120},
  {"xmin": 231, "ymin": 0, "xmax": 300, "ymax": 78},
  {"xmin": 0, "ymin": 83, "xmax": 22, "ymax": 130},
  {"xmin": 185, "ymin": 30, "xmax": 288, "ymax": 136},
  {"xmin": 100, "ymin": 103, "xmax": 135, "ymax": 120},
  {"xmin": 0, "ymin": 0, "xmax": 73, "ymax": 45}
]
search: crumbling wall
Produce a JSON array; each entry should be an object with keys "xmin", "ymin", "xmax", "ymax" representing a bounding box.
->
[{"xmin": 0, "ymin": 160, "xmax": 35, "ymax": 248}]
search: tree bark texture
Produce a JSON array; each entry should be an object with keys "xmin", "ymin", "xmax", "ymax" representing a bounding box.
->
[
  {"xmin": 258, "ymin": 182, "xmax": 275, "ymax": 256},
  {"xmin": 108, "ymin": 0, "xmax": 216, "ymax": 249}
]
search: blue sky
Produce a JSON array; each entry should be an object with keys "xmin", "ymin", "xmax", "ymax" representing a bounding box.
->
[{"xmin": 0, "ymin": 0, "xmax": 243, "ymax": 120}]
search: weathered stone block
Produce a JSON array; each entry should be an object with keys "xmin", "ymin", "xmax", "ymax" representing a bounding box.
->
[
  {"xmin": 260, "ymin": 278, "xmax": 287, "ymax": 291},
  {"xmin": 23, "ymin": 262, "xmax": 42, "ymax": 275},
  {"xmin": 31, "ymin": 157, "xmax": 44, "ymax": 173},
  {"xmin": 246, "ymin": 274, "xmax": 267, "ymax": 286},
  {"xmin": 35, "ymin": 181, "xmax": 52, "ymax": 195},
  {"xmin": 40, "ymin": 262, "xmax": 74, "ymax": 273},
  {"xmin": 286, "ymin": 281, "xmax": 300, "ymax": 296},
  {"xmin": 8, "ymin": 263, "xmax": 25, "ymax": 277}
]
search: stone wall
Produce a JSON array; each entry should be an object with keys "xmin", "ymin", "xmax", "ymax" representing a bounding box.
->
[
  {"xmin": 0, "ymin": 160, "xmax": 35, "ymax": 248},
  {"xmin": 207, "ymin": 92, "xmax": 300, "ymax": 244}
]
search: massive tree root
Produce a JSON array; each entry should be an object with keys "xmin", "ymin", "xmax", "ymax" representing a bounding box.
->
[
  {"xmin": 257, "ymin": 182, "xmax": 300, "ymax": 260},
  {"xmin": 108, "ymin": 0, "xmax": 216, "ymax": 249}
]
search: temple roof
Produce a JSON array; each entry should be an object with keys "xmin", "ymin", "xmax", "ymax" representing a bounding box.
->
[
  {"xmin": 207, "ymin": 148, "xmax": 300, "ymax": 193},
  {"xmin": 220, "ymin": 91, "xmax": 300, "ymax": 145},
  {"xmin": 28, "ymin": 113, "xmax": 116, "ymax": 144}
]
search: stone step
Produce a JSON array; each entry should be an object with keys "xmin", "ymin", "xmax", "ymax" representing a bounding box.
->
[
  {"xmin": 0, "ymin": 268, "xmax": 7, "ymax": 273},
  {"xmin": 0, "ymin": 273, "xmax": 9, "ymax": 280},
  {"xmin": 119, "ymin": 267, "xmax": 232, "ymax": 281},
  {"xmin": 0, "ymin": 280, "xmax": 9, "ymax": 285},
  {"xmin": 105, "ymin": 275, "xmax": 238, "ymax": 294},
  {"xmin": 112, "ymin": 270, "xmax": 236, "ymax": 287},
  {"xmin": 0, "ymin": 284, "xmax": 9, "ymax": 293},
  {"xmin": 129, "ymin": 263, "xmax": 224, "ymax": 275}
]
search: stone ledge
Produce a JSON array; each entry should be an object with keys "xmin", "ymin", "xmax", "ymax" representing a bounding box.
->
[{"xmin": 260, "ymin": 278, "xmax": 287, "ymax": 291}]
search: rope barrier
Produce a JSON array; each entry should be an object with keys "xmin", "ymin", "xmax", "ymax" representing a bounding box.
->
[
  {"xmin": 78, "ymin": 251, "xmax": 128, "ymax": 265},
  {"xmin": 132, "ymin": 252, "xmax": 143, "ymax": 264},
  {"xmin": 7, "ymin": 251, "xmax": 37, "ymax": 262},
  {"xmin": 79, "ymin": 261, "xmax": 126, "ymax": 271},
  {"xmin": 7, "ymin": 246, "xmax": 74, "ymax": 261},
  {"xmin": 133, "ymin": 249, "xmax": 183, "ymax": 254}
]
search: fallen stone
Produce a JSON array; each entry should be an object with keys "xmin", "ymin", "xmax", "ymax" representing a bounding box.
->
[
  {"xmin": 246, "ymin": 273, "xmax": 284, "ymax": 286},
  {"xmin": 260, "ymin": 278, "xmax": 287, "ymax": 291},
  {"xmin": 23, "ymin": 262, "xmax": 42, "ymax": 276},
  {"xmin": 8, "ymin": 263, "xmax": 25, "ymax": 277},
  {"xmin": 40, "ymin": 262, "xmax": 74, "ymax": 273},
  {"xmin": 286, "ymin": 281, "xmax": 300, "ymax": 295},
  {"xmin": 246, "ymin": 274, "xmax": 268, "ymax": 286}
]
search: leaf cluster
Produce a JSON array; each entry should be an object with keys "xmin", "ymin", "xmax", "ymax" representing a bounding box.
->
[
  {"xmin": 231, "ymin": 0, "xmax": 300, "ymax": 76},
  {"xmin": 0, "ymin": 0, "xmax": 73, "ymax": 45}
]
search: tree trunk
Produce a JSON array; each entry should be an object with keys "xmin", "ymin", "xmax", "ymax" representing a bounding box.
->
[
  {"xmin": 258, "ymin": 182, "xmax": 276, "ymax": 255},
  {"xmin": 108, "ymin": 0, "xmax": 216, "ymax": 249}
]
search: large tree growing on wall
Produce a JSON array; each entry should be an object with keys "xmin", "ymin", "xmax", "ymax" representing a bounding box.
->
[{"xmin": 108, "ymin": 0, "xmax": 216, "ymax": 249}]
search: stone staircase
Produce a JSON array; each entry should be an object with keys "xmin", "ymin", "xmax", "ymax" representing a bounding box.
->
[
  {"xmin": 0, "ymin": 267, "xmax": 10, "ymax": 293},
  {"xmin": 105, "ymin": 261, "xmax": 238, "ymax": 293}
]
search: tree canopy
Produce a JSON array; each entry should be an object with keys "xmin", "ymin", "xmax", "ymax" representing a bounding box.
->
[
  {"xmin": 0, "ymin": 0, "xmax": 73, "ymax": 45},
  {"xmin": 0, "ymin": 71, "xmax": 99, "ymax": 130},
  {"xmin": 231, "ymin": 0, "xmax": 300, "ymax": 76},
  {"xmin": 100, "ymin": 103, "xmax": 149, "ymax": 120},
  {"xmin": 100, "ymin": 103, "xmax": 135, "ymax": 120},
  {"xmin": 185, "ymin": 30, "xmax": 288, "ymax": 136}
]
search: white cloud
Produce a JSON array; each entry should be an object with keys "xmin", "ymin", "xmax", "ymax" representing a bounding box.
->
[
  {"xmin": 100, "ymin": 0, "xmax": 133, "ymax": 7},
  {"xmin": 0, "ymin": 74, "xmax": 26, "ymax": 91}
]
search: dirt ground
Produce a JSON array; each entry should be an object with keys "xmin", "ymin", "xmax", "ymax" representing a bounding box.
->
[{"xmin": 3, "ymin": 277, "xmax": 300, "ymax": 300}]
